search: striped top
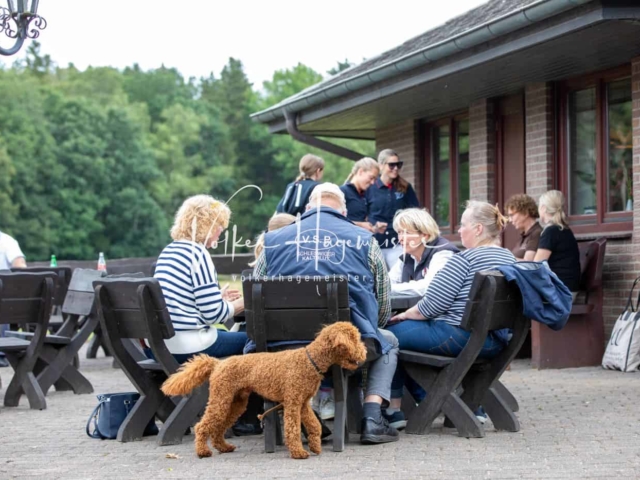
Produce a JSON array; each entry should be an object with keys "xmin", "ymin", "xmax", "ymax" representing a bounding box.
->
[
  {"xmin": 416, "ymin": 246, "xmax": 516, "ymax": 326},
  {"xmin": 154, "ymin": 240, "xmax": 233, "ymax": 354}
]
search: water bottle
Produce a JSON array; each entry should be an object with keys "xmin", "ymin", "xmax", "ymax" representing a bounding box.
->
[
  {"xmin": 97, "ymin": 252, "xmax": 107, "ymax": 272},
  {"xmin": 50, "ymin": 255, "xmax": 57, "ymax": 267}
]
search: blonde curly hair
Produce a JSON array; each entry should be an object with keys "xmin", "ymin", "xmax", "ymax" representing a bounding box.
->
[{"xmin": 170, "ymin": 195, "xmax": 231, "ymax": 245}]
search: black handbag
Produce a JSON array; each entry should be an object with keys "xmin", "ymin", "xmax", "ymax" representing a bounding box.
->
[{"xmin": 86, "ymin": 392, "xmax": 159, "ymax": 439}]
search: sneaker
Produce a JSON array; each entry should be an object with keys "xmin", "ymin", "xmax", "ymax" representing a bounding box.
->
[
  {"xmin": 382, "ymin": 410, "xmax": 407, "ymax": 430},
  {"xmin": 360, "ymin": 416, "xmax": 399, "ymax": 445},
  {"xmin": 317, "ymin": 393, "xmax": 335, "ymax": 420},
  {"xmin": 0, "ymin": 355, "xmax": 8, "ymax": 368},
  {"xmin": 474, "ymin": 406, "xmax": 487, "ymax": 425}
]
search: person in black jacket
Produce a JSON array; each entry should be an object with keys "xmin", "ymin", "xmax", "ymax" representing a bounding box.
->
[
  {"xmin": 276, "ymin": 154, "xmax": 324, "ymax": 216},
  {"xmin": 534, "ymin": 190, "xmax": 581, "ymax": 297}
]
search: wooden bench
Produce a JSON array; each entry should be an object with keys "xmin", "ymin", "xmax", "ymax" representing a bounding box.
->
[
  {"xmin": 11, "ymin": 267, "xmax": 72, "ymax": 330},
  {"xmin": 7, "ymin": 268, "xmax": 106, "ymax": 396},
  {"xmin": 0, "ymin": 272, "xmax": 56, "ymax": 410},
  {"xmin": 398, "ymin": 271, "xmax": 530, "ymax": 437},
  {"xmin": 93, "ymin": 277, "xmax": 208, "ymax": 445},
  {"xmin": 531, "ymin": 237, "xmax": 606, "ymax": 369},
  {"xmin": 243, "ymin": 275, "xmax": 355, "ymax": 453}
]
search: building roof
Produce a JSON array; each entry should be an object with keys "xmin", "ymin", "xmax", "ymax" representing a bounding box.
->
[
  {"xmin": 251, "ymin": 0, "xmax": 594, "ymax": 127},
  {"xmin": 293, "ymin": 0, "xmax": 540, "ymax": 99}
]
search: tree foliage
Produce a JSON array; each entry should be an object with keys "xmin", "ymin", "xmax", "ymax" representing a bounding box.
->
[{"xmin": 0, "ymin": 42, "xmax": 373, "ymax": 261}]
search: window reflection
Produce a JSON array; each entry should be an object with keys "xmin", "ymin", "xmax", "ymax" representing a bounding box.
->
[
  {"xmin": 607, "ymin": 79, "xmax": 633, "ymax": 212},
  {"xmin": 568, "ymin": 88, "xmax": 596, "ymax": 215},
  {"xmin": 432, "ymin": 125, "xmax": 450, "ymax": 226},
  {"xmin": 457, "ymin": 119, "xmax": 470, "ymax": 216}
]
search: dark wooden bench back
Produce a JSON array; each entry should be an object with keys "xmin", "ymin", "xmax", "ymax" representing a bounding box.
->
[
  {"xmin": 0, "ymin": 272, "xmax": 56, "ymax": 327},
  {"xmin": 460, "ymin": 271, "xmax": 525, "ymax": 333},
  {"xmin": 94, "ymin": 278, "xmax": 173, "ymax": 340},
  {"xmin": 93, "ymin": 277, "xmax": 179, "ymax": 376},
  {"xmin": 61, "ymin": 269, "xmax": 107, "ymax": 317},
  {"xmin": 578, "ymin": 237, "xmax": 606, "ymax": 292},
  {"xmin": 11, "ymin": 267, "xmax": 72, "ymax": 309},
  {"xmin": 456, "ymin": 271, "xmax": 530, "ymax": 385},
  {"xmin": 242, "ymin": 275, "xmax": 350, "ymax": 352}
]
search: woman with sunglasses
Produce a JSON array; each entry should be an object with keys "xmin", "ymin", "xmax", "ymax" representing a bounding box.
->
[{"xmin": 366, "ymin": 149, "xmax": 420, "ymax": 268}]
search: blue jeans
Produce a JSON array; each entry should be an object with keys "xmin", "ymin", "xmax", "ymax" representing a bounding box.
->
[
  {"xmin": 387, "ymin": 320, "xmax": 503, "ymax": 399},
  {"xmin": 145, "ymin": 330, "xmax": 248, "ymax": 364}
]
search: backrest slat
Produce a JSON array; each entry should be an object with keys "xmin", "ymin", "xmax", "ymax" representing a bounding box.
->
[
  {"xmin": 244, "ymin": 277, "xmax": 350, "ymax": 311},
  {"xmin": 62, "ymin": 269, "xmax": 106, "ymax": 316},
  {"xmin": 460, "ymin": 271, "xmax": 525, "ymax": 332},
  {"xmin": 0, "ymin": 272, "xmax": 56, "ymax": 326},
  {"xmin": 243, "ymin": 277, "xmax": 350, "ymax": 347},
  {"xmin": 11, "ymin": 267, "xmax": 72, "ymax": 308},
  {"xmin": 93, "ymin": 277, "xmax": 174, "ymax": 340}
]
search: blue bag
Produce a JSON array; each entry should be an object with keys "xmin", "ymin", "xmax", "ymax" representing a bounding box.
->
[{"xmin": 85, "ymin": 392, "xmax": 159, "ymax": 439}]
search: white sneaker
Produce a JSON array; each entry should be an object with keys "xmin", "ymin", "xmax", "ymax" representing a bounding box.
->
[{"xmin": 317, "ymin": 393, "xmax": 335, "ymax": 420}]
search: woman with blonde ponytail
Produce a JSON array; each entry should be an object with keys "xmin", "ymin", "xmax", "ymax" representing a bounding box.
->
[
  {"xmin": 384, "ymin": 200, "xmax": 516, "ymax": 428},
  {"xmin": 276, "ymin": 154, "xmax": 325, "ymax": 216},
  {"xmin": 534, "ymin": 190, "xmax": 580, "ymax": 292},
  {"xmin": 339, "ymin": 157, "xmax": 385, "ymax": 232},
  {"xmin": 367, "ymin": 149, "xmax": 420, "ymax": 267}
]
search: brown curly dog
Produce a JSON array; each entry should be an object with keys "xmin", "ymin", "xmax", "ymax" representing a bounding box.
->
[{"xmin": 161, "ymin": 321, "xmax": 367, "ymax": 459}]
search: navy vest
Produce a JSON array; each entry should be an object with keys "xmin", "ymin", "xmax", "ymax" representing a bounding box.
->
[
  {"xmin": 260, "ymin": 206, "xmax": 390, "ymax": 354},
  {"xmin": 400, "ymin": 237, "xmax": 460, "ymax": 282}
]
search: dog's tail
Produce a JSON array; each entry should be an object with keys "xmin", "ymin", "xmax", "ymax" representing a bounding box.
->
[{"xmin": 161, "ymin": 354, "xmax": 219, "ymax": 396}]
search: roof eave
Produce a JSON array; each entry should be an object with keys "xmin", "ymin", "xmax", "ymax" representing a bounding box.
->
[{"xmin": 251, "ymin": 0, "xmax": 593, "ymax": 126}]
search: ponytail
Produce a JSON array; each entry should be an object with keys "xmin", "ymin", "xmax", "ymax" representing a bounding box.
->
[
  {"xmin": 539, "ymin": 190, "xmax": 569, "ymax": 230},
  {"xmin": 295, "ymin": 154, "xmax": 325, "ymax": 181},
  {"xmin": 344, "ymin": 157, "xmax": 379, "ymax": 184}
]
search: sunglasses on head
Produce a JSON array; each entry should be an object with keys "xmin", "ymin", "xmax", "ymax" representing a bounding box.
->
[{"xmin": 387, "ymin": 162, "xmax": 403, "ymax": 170}]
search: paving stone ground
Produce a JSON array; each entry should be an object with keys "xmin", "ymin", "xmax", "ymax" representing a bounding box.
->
[{"xmin": 1, "ymin": 349, "xmax": 639, "ymax": 480}]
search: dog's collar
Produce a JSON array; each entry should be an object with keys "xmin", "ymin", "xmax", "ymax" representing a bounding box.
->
[{"xmin": 305, "ymin": 348, "xmax": 323, "ymax": 377}]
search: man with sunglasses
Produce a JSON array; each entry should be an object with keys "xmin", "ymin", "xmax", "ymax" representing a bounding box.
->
[{"xmin": 366, "ymin": 149, "xmax": 420, "ymax": 269}]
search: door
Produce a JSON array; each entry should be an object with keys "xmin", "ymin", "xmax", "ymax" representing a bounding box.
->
[{"xmin": 496, "ymin": 94, "xmax": 526, "ymax": 252}]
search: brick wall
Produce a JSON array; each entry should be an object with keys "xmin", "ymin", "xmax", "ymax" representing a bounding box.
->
[
  {"xmin": 375, "ymin": 120, "xmax": 421, "ymax": 197},
  {"xmin": 469, "ymin": 99, "xmax": 496, "ymax": 203},
  {"xmin": 524, "ymin": 83, "xmax": 555, "ymax": 199}
]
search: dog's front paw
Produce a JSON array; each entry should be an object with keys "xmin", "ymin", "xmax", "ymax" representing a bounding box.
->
[
  {"xmin": 196, "ymin": 448, "xmax": 213, "ymax": 458},
  {"xmin": 290, "ymin": 449, "xmax": 310, "ymax": 460},
  {"xmin": 308, "ymin": 438, "xmax": 322, "ymax": 455},
  {"xmin": 217, "ymin": 443, "xmax": 237, "ymax": 454}
]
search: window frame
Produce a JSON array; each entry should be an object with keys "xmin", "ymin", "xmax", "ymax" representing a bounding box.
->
[
  {"xmin": 558, "ymin": 64, "xmax": 632, "ymax": 235},
  {"xmin": 422, "ymin": 113, "xmax": 469, "ymax": 237}
]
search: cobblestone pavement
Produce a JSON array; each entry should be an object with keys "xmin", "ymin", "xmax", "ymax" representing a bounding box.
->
[{"xmin": 1, "ymin": 350, "xmax": 639, "ymax": 480}]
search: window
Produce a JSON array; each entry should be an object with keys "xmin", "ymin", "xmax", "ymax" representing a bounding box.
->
[
  {"xmin": 560, "ymin": 66, "xmax": 633, "ymax": 233},
  {"xmin": 426, "ymin": 117, "xmax": 470, "ymax": 234}
]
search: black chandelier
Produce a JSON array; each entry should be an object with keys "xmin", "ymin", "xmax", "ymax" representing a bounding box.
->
[{"xmin": 0, "ymin": 1, "xmax": 46, "ymax": 56}]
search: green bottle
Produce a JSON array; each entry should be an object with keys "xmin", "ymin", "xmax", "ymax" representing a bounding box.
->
[{"xmin": 50, "ymin": 255, "xmax": 57, "ymax": 267}]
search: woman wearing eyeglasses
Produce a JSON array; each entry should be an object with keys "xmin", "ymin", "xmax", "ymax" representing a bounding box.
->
[{"xmin": 366, "ymin": 149, "xmax": 420, "ymax": 268}]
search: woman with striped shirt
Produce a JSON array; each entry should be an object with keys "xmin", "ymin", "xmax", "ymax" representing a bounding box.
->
[
  {"xmin": 384, "ymin": 201, "xmax": 515, "ymax": 427},
  {"xmin": 154, "ymin": 195, "xmax": 246, "ymax": 363}
]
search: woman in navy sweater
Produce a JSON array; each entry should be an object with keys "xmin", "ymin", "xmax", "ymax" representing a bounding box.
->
[
  {"xmin": 340, "ymin": 157, "xmax": 386, "ymax": 232},
  {"xmin": 366, "ymin": 149, "xmax": 420, "ymax": 267}
]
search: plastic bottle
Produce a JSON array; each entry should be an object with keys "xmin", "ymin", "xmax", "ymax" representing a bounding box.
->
[
  {"xmin": 97, "ymin": 252, "xmax": 107, "ymax": 272},
  {"xmin": 50, "ymin": 255, "xmax": 57, "ymax": 267}
]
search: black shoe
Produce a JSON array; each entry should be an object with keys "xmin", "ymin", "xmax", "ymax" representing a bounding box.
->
[
  {"xmin": 0, "ymin": 356, "xmax": 9, "ymax": 368},
  {"xmin": 231, "ymin": 421, "xmax": 263, "ymax": 436},
  {"xmin": 301, "ymin": 410, "xmax": 333, "ymax": 440},
  {"xmin": 360, "ymin": 416, "xmax": 399, "ymax": 445}
]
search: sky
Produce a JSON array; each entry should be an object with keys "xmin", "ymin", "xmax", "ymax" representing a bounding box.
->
[{"xmin": 1, "ymin": 0, "xmax": 488, "ymax": 88}]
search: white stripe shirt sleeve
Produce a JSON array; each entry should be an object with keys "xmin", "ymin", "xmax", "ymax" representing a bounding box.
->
[
  {"xmin": 416, "ymin": 254, "xmax": 469, "ymax": 319},
  {"xmin": 192, "ymin": 248, "xmax": 232, "ymax": 325}
]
